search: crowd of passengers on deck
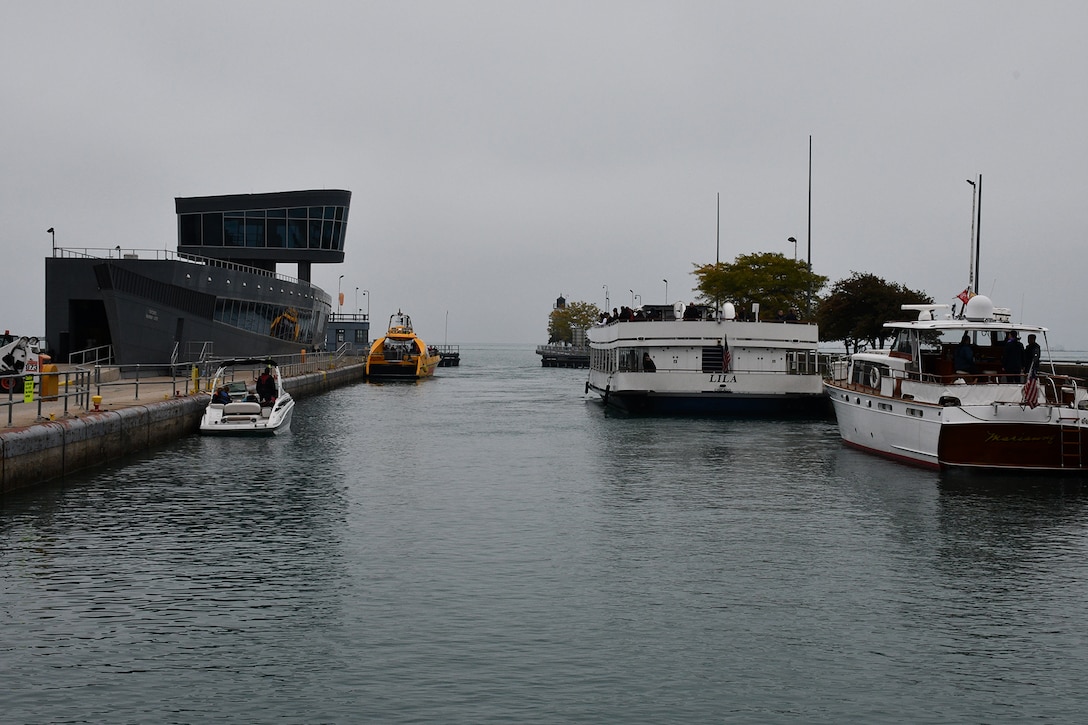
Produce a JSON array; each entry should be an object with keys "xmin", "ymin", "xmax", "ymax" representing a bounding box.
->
[
  {"xmin": 947, "ymin": 330, "xmax": 1041, "ymax": 384},
  {"xmin": 599, "ymin": 303, "xmax": 803, "ymax": 325}
]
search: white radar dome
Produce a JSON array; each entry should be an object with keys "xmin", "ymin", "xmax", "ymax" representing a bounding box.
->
[
  {"xmin": 721, "ymin": 302, "xmax": 736, "ymax": 320},
  {"xmin": 963, "ymin": 294, "xmax": 994, "ymax": 321}
]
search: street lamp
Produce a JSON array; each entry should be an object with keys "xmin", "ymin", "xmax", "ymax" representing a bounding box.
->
[
  {"xmin": 362, "ymin": 289, "xmax": 369, "ymax": 318},
  {"xmin": 629, "ymin": 289, "xmax": 634, "ymax": 306},
  {"xmin": 602, "ymin": 285, "xmax": 609, "ymax": 310},
  {"xmin": 663, "ymin": 279, "xmax": 668, "ymax": 304},
  {"xmin": 338, "ymin": 274, "xmax": 344, "ymax": 315},
  {"xmin": 787, "ymin": 236, "xmax": 797, "ymax": 260},
  {"xmin": 47, "ymin": 227, "xmax": 55, "ymax": 256},
  {"xmin": 355, "ymin": 287, "xmax": 359, "ymax": 315},
  {"xmin": 634, "ymin": 294, "xmax": 641, "ymax": 307}
]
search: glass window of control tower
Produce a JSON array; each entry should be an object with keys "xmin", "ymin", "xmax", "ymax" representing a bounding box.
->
[{"xmin": 244, "ymin": 211, "xmax": 265, "ymax": 247}]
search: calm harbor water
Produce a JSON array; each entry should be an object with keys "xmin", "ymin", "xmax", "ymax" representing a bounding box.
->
[{"xmin": 4, "ymin": 344, "xmax": 1088, "ymax": 723}]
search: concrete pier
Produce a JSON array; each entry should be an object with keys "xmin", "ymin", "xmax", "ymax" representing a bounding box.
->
[
  {"xmin": 536, "ymin": 344, "xmax": 589, "ymax": 368},
  {"xmin": 0, "ymin": 363, "xmax": 366, "ymax": 494}
]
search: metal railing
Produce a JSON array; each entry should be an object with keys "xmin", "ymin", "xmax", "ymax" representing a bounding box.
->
[
  {"xmin": 68, "ymin": 344, "xmax": 113, "ymax": 366},
  {"xmin": 53, "ymin": 246, "xmax": 322, "ymax": 291},
  {"xmin": 2, "ymin": 368, "xmax": 94, "ymax": 426},
  {"xmin": 1, "ymin": 350, "xmax": 370, "ymax": 427}
]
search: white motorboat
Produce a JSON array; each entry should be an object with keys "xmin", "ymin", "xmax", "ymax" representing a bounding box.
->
[
  {"xmin": 199, "ymin": 358, "xmax": 294, "ymax": 436},
  {"xmin": 586, "ymin": 302, "xmax": 828, "ymax": 415},
  {"xmin": 824, "ymin": 294, "xmax": 1088, "ymax": 472}
]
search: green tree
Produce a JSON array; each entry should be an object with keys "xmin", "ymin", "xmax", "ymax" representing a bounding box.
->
[
  {"xmin": 692, "ymin": 252, "xmax": 827, "ymax": 318},
  {"xmin": 815, "ymin": 272, "xmax": 933, "ymax": 352},
  {"xmin": 548, "ymin": 300, "xmax": 601, "ymax": 344}
]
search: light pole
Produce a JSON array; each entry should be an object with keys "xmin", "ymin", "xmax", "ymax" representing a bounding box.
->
[
  {"xmin": 338, "ymin": 274, "xmax": 344, "ymax": 315},
  {"xmin": 47, "ymin": 227, "xmax": 55, "ymax": 256},
  {"xmin": 634, "ymin": 294, "xmax": 641, "ymax": 307},
  {"xmin": 355, "ymin": 287, "xmax": 359, "ymax": 315},
  {"xmin": 788, "ymin": 236, "xmax": 797, "ymax": 260},
  {"xmin": 602, "ymin": 285, "xmax": 609, "ymax": 311},
  {"xmin": 663, "ymin": 279, "xmax": 668, "ymax": 304},
  {"xmin": 362, "ymin": 289, "xmax": 369, "ymax": 318},
  {"xmin": 629, "ymin": 289, "xmax": 634, "ymax": 307}
]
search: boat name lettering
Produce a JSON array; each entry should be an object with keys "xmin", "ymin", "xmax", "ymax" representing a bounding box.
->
[
  {"xmin": 707, "ymin": 374, "xmax": 738, "ymax": 384},
  {"xmin": 145, "ymin": 308, "xmax": 159, "ymax": 322},
  {"xmin": 983, "ymin": 431, "xmax": 1055, "ymax": 445}
]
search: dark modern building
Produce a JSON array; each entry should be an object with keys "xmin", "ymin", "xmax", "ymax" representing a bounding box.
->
[
  {"xmin": 45, "ymin": 189, "xmax": 364, "ymax": 365},
  {"xmin": 325, "ymin": 313, "xmax": 371, "ymax": 356}
]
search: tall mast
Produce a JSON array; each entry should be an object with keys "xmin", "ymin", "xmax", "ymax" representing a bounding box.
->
[
  {"xmin": 715, "ymin": 191, "xmax": 720, "ymax": 265},
  {"xmin": 966, "ymin": 178, "xmax": 976, "ymax": 293},
  {"xmin": 807, "ymin": 135, "xmax": 813, "ymax": 314},
  {"xmin": 975, "ymin": 174, "xmax": 982, "ymax": 293},
  {"xmin": 715, "ymin": 191, "xmax": 721, "ymax": 314}
]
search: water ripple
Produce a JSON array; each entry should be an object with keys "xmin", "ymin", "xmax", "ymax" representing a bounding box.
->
[{"xmin": 5, "ymin": 347, "xmax": 1088, "ymax": 723}]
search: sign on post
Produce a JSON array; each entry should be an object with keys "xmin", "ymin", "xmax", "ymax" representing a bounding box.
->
[{"xmin": 23, "ymin": 375, "xmax": 34, "ymax": 404}]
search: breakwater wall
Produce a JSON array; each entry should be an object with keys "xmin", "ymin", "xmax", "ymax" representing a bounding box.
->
[{"xmin": 0, "ymin": 364, "xmax": 366, "ymax": 495}]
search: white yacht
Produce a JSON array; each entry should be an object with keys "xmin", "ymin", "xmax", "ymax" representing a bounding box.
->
[{"xmin": 824, "ymin": 295, "xmax": 1088, "ymax": 471}]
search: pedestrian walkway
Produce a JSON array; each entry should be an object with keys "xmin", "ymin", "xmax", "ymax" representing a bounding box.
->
[{"xmin": 1, "ymin": 375, "xmax": 198, "ymax": 429}]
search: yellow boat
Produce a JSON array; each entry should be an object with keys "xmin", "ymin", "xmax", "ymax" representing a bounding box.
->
[{"xmin": 365, "ymin": 310, "xmax": 442, "ymax": 380}]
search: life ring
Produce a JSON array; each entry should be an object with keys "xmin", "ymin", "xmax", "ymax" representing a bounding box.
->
[{"xmin": 868, "ymin": 366, "xmax": 881, "ymax": 389}]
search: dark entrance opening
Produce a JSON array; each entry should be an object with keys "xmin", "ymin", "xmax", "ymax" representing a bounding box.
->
[{"xmin": 67, "ymin": 299, "xmax": 112, "ymax": 360}]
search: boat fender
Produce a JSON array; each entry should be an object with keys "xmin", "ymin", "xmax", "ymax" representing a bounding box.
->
[
  {"xmin": 869, "ymin": 366, "xmax": 881, "ymax": 389},
  {"xmin": 584, "ymin": 381, "xmax": 589, "ymax": 395}
]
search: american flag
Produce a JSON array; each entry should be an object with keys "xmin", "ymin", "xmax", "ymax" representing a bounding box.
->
[
  {"xmin": 722, "ymin": 337, "xmax": 731, "ymax": 372},
  {"xmin": 1022, "ymin": 367, "xmax": 1039, "ymax": 409}
]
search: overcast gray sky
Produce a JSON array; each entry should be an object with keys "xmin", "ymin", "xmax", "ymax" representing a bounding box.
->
[{"xmin": 5, "ymin": 1, "xmax": 1088, "ymax": 348}]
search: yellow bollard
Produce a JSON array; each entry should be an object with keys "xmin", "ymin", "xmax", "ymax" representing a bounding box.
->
[
  {"xmin": 92, "ymin": 394, "xmax": 102, "ymax": 411},
  {"xmin": 41, "ymin": 364, "xmax": 60, "ymax": 401},
  {"xmin": 191, "ymin": 365, "xmax": 200, "ymax": 395}
]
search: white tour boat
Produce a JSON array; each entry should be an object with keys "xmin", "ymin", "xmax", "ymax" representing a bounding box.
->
[
  {"xmin": 824, "ymin": 294, "xmax": 1088, "ymax": 472},
  {"xmin": 200, "ymin": 358, "xmax": 294, "ymax": 436},
  {"xmin": 586, "ymin": 302, "xmax": 828, "ymax": 415}
]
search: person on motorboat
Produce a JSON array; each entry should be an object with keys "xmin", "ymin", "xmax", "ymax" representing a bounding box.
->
[
  {"xmin": 256, "ymin": 367, "xmax": 276, "ymax": 404},
  {"xmin": 213, "ymin": 386, "xmax": 231, "ymax": 404}
]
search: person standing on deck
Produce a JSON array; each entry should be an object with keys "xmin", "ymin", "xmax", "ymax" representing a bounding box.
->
[
  {"xmin": 1023, "ymin": 334, "xmax": 1042, "ymax": 376},
  {"xmin": 1002, "ymin": 332, "xmax": 1024, "ymax": 382},
  {"xmin": 256, "ymin": 367, "xmax": 276, "ymax": 404},
  {"xmin": 953, "ymin": 333, "xmax": 975, "ymax": 379}
]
